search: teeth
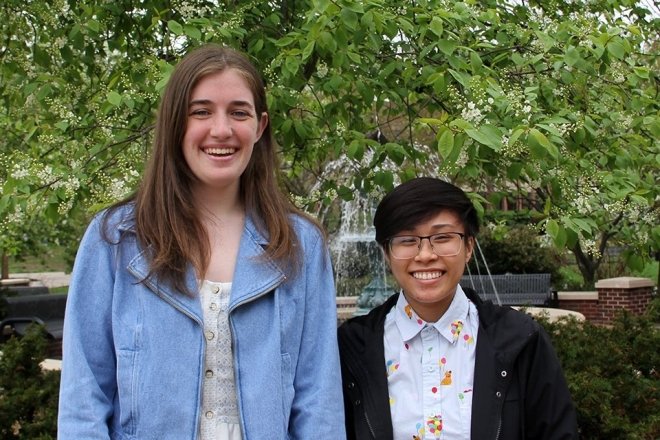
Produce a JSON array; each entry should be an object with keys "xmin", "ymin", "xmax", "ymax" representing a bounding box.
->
[
  {"xmin": 206, "ymin": 147, "xmax": 236, "ymax": 155},
  {"xmin": 413, "ymin": 271, "xmax": 442, "ymax": 280}
]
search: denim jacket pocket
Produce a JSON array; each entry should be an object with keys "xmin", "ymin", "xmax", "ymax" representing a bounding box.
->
[
  {"xmin": 281, "ymin": 352, "xmax": 294, "ymax": 432},
  {"xmin": 116, "ymin": 348, "xmax": 139, "ymax": 437}
]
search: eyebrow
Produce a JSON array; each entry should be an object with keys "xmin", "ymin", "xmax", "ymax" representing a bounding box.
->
[{"xmin": 188, "ymin": 99, "xmax": 255, "ymax": 109}]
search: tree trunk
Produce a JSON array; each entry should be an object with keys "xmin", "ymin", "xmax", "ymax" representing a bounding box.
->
[{"xmin": 571, "ymin": 242, "xmax": 599, "ymax": 288}]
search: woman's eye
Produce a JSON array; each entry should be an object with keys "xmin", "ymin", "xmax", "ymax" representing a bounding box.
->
[
  {"xmin": 431, "ymin": 235, "xmax": 452, "ymax": 243},
  {"xmin": 190, "ymin": 109, "xmax": 210, "ymax": 117},
  {"xmin": 396, "ymin": 237, "xmax": 418, "ymax": 246},
  {"xmin": 232, "ymin": 110, "xmax": 250, "ymax": 118}
]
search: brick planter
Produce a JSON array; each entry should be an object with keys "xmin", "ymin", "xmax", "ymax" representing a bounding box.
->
[{"xmin": 558, "ymin": 277, "xmax": 655, "ymax": 325}]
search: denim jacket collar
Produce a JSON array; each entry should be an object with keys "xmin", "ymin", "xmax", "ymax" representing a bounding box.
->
[{"xmin": 122, "ymin": 215, "xmax": 286, "ymax": 322}]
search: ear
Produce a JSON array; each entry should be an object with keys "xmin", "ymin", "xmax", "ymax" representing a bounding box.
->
[
  {"xmin": 256, "ymin": 112, "xmax": 269, "ymax": 140},
  {"xmin": 464, "ymin": 236, "xmax": 475, "ymax": 263}
]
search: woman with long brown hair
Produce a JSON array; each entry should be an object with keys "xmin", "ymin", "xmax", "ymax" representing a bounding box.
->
[{"xmin": 58, "ymin": 45, "xmax": 345, "ymax": 440}]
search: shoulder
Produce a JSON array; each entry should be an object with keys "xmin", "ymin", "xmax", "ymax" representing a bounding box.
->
[
  {"xmin": 467, "ymin": 289, "xmax": 542, "ymax": 352},
  {"xmin": 339, "ymin": 293, "xmax": 398, "ymax": 342},
  {"xmin": 288, "ymin": 212, "xmax": 325, "ymax": 245},
  {"xmin": 84, "ymin": 202, "xmax": 136, "ymax": 244}
]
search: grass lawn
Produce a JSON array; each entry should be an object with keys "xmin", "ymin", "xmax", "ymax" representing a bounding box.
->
[{"xmin": 8, "ymin": 246, "xmax": 71, "ymax": 274}]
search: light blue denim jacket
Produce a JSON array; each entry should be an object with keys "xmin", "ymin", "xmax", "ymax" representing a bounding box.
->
[{"xmin": 58, "ymin": 205, "xmax": 346, "ymax": 440}]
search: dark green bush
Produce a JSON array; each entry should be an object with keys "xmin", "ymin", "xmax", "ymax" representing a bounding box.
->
[
  {"xmin": 0, "ymin": 325, "xmax": 59, "ymax": 440},
  {"xmin": 538, "ymin": 299, "xmax": 660, "ymax": 439},
  {"xmin": 471, "ymin": 223, "xmax": 563, "ymax": 282}
]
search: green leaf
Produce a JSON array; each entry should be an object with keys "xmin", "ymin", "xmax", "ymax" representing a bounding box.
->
[
  {"xmin": 184, "ymin": 25, "xmax": 202, "ymax": 40},
  {"xmin": 107, "ymin": 91, "xmax": 122, "ymax": 107},
  {"xmin": 33, "ymin": 46, "xmax": 51, "ymax": 68},
  {"xmin": 168, "ymin": 20, "xmax": 184, "ymax": 35},
  {"xmin": 572, "ymin": 218, "xmax": 592, "ymax": 233},
  {"xmin": 374, "ymin": 171, "xmax": 394, "ymax": 191},
  {"xmin": 337, "ymin": 185, "xmax": 354, "ymax": 201},
  {"xmin": 302, "ymin": 40, "xmax": 315, "ymax": 61},
  {"xmin": 529, "ymin": 128, "xmax": 558, "ymax": 159},
  {"xmin": 437, "ymin": 39, "xmax": 457, "ymax": 56},
  {"xmin": 564, "ymin": 47, "xmax": 580, "ymax": 67},
  {"xmin": 509, "ymin": 128, "xmax": 524, "ymax": 146},
  {"xmin": 607, "ymin": 40, "xmax": 625, "ymax": 59},
  {"xmin": 546, "ymin": 218, "xmax": 559, "ymax": 238},
  {"xmin": 470, "ymin": 51, "xmax": 483, "ymax": 72},
  {"xmin": 86, "ymin": 19, "xmax": 101, "ymax": 33},
  {"xmin": 341, "ymin": 8, "xmax": 359, "ymax": 31},
  {"xmin": 551, "ymin": 221, "xmax": 567, "ymax": 248},
  {"xmin": 430, "ymin": 17, "xmax": 443, "ymax": 37},
  {"xmin": 437, "ymin": 129, "xmax": 455, "ymax": 159},
  {"xmin": 633, "ymin": 66, "xmax": 649, "ymax": 79},
  {"xmin": 465, "ymin": 125, "xmax": 502, "ymax": 150},
  {"xmin": 55, "ymin": 121, "xmax": 69, "ymax": 131},
  {"xmin": 506, "ymin": 162, "xmax": 523, "ymax": 180},
  {"xmin": 448, "ymin": 69, "xmax": 470, "ymax": 88},
  {"xmin": 512, "ymin": 52, "xmax": 525, "ymax": 66},
  {"xmin": 347, "ymin": 140, "xmax": 364, "ymax": 161},
  {"xmin": 284, "ymin": 55, "xmax": 301, "ymax": 75}
]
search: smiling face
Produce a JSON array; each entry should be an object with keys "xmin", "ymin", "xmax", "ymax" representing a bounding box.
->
[
  {"xmin": 384, "ymin": 209, "xmax": 474, "ymax": 322},
  {"xmin": 182, "ymin": 69, "xmax": 268, "ymax": 197}
]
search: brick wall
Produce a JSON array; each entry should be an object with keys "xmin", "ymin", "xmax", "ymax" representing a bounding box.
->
[{"xmin": 558, "ymin": 277, "xmax": 655, "ymax": 325}]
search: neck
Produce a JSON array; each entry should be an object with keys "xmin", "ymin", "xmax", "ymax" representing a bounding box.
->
[{"xmin": 192, "ymin": 181, "xmax": 243, "ymax": 220}]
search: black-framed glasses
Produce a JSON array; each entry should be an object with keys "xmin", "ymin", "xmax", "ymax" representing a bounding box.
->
[{"xmin": 387, "ymin": 232, "xmax": 465, "ymax": 259}]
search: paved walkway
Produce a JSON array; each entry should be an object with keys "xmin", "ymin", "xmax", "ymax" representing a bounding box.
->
[{"xmin": 7, "ymin": 272, "xmax": 71, "ymax": 289}]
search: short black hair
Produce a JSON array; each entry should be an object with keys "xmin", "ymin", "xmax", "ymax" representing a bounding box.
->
[{"xmin": 373, "ymin": 177, "xmax": 480, "ymax": 246}]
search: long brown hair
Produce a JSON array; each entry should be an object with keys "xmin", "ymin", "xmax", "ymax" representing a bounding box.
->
[{"xmin": 106, "ymin": 44, "xmax": 316, "ymax": 295}]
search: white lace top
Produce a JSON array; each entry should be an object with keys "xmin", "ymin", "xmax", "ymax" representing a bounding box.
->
[{"xmin": 199, "ymin": 280, "xmax": 242, "ymax": 440}]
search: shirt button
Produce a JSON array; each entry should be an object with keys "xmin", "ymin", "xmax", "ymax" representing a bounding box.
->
[
  {"xmin": 210, "ymin": 303, "xmax": 218, "ymax": 311},
  {"xmin": 428, "ymin": 366, "xmax": 434, "ymax": 372},
  {"xmin": 205, "ymin": 331, "xmax": 215, "ymax": 340},
  {"xmin": 205, "ymin": 411, "xmax": 214, "ymax": 419},
  {"xmin": 501, "ymin": 370, "xmax": 508, "ymax": 377},
  {"xmin": 496, "ymin": 391, "xmax": 502, "ymax": 398},
  {"xmin": 212, "ymin": 286, "xmax": 220, "ymax": 294},
  {"xmin": 205, "ymin": 369, "xmax": 214, "ymax": 378}
]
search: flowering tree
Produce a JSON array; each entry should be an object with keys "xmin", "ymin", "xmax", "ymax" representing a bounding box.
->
[{"xmin": 1, "ymin": 0, "xmax": 658, "ymax": 285}]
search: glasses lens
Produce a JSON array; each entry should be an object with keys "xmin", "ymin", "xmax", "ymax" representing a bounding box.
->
[
  {"xmin": 389, "ymin": 233, "xmax": 463, "ymax": 259},
  {"xmin": 430, "ymin": 233, "xmax": 462, "ymax": 256},
  {"xmin": 389, "ymin": 236, "xmax": 420, "ymax": 259}
]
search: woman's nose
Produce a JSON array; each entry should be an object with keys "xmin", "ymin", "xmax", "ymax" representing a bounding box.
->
[
  {"xmin": 210, "ymin": 115, "xmax": 232, "ymax": 138},
  {"xmin": 415, "ymin": 237, "xmax": 438, "ymax": 261}
]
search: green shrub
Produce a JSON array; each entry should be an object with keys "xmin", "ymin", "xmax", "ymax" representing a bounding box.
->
[
  {"xmin": 471, "ymin": 223, "xmax": 563, "ymax": 282},
  {"xmin": 538, "ymin": 300, "xmax": 660, "ymax": 439},
  {"xmin": 0, "ymin": 325, "xmax": 59, "ymax": 440}
]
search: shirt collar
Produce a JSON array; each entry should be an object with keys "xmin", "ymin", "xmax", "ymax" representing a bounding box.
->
[{"xmin": 395, "ymin": 285, "xmax": 471, "ymax": 344}]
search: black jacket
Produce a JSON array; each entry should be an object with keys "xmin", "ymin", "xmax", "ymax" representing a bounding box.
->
[{"xmin": 338, "ymin": 289, "xmax": 578, "ymax": 440}]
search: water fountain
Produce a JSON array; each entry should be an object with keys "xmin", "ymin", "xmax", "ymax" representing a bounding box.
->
[
  {"xmin": 329, "ymin": 194, "xmax": 394, "ymax": 316},
  {"xmin": 316, "ymin": 143, "xmax": 445, "ymax": 316}
]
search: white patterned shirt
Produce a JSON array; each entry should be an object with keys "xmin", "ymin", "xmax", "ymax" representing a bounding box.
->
[{"xmin": 384, "ymin": 286, "xmax": 479, "ymax": 440}]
